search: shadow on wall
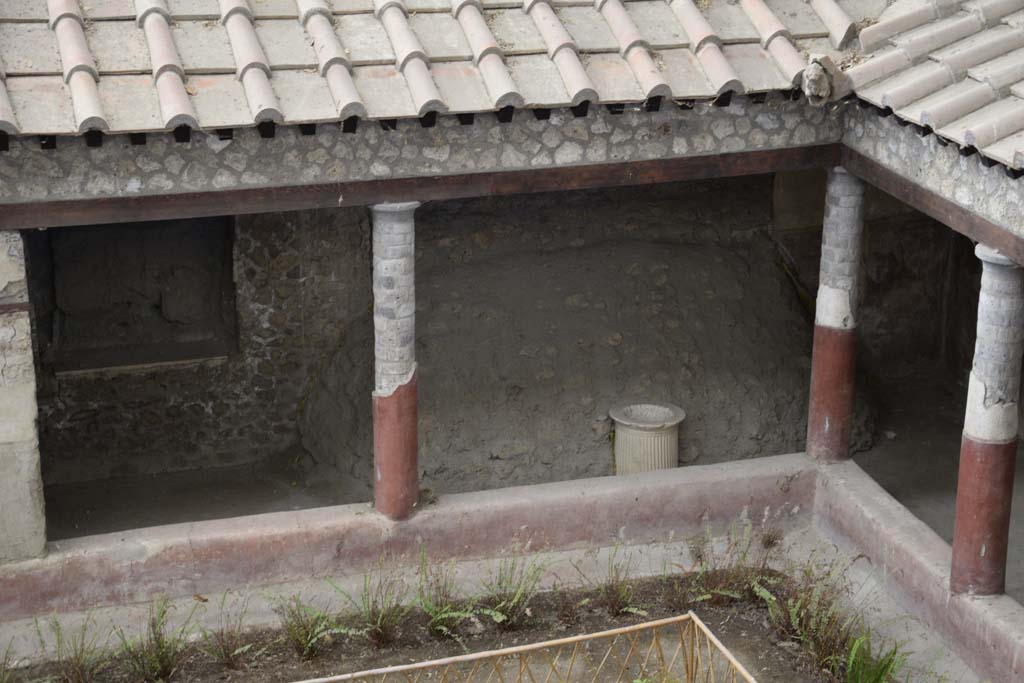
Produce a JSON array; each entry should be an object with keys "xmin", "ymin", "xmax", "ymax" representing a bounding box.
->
[
  {"xmin": 34, "ymin": 177, "xmax": 862, "ymax": 495},
  {"xmin": 301, "ymin": 177, "xmax": 819, "ymax": 495}
]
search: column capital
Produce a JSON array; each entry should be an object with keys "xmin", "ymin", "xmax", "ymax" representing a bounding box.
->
[
  {"xmin": 975, "ymin": 243, "xmax": 1018, "ymax": 268},
  {"xmin": 370, "ymin": 201, "xmax": 421, "ymax": 214}
]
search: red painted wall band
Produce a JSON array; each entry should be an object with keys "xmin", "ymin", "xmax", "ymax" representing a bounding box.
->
[
  {"xmin": 806, "ymin": 324, "xmax": 856, "ymax": 462},
  {"xmin": 951, "ymin": 435, "xmax": 1017, "ymax": 595},
  {"xmin": 372, "ymin": 372, "xmax": 419, "ymax": 521}
]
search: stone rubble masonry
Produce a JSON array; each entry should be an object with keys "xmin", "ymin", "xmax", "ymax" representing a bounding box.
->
[
  {"xmin": 0, "ymin": 98, "xmax": 841, "ymax": 208},
  {"xmin": 815, "ymin": 166, "xmax": 865, "ymax": 331},
  {"xmin": 0, "ymin": 232, "xmax": 45, "ymax": 563},
  {"xmin": 371, "ymin": 202, "xmax": 418, "ymax": 398},
  {"xmin": 844, "ymin": 105, "xmax": 1024, "ymax": 242}
]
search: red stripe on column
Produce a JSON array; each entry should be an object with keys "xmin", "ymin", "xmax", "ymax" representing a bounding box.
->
[
  {"xmin": 951, "ymin": 435, "xmax": 1017, "ymax": 595},
  {"xmin": 806, "ymin": 324, "xmax": 856, "ymax": 462},
  {"xmin": 373, "ymin": 372, "xmax": 419, "ymax": 521}
]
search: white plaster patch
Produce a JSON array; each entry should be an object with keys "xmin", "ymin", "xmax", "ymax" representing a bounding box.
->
[
  {"xmin": 964, "ymin": 371, "xmax": 1018, "ymax": 443},
  {"xmin": 0, "ymin": 383, "xmax": 38, "ymax": 444},
  {"xmin": 814, "ymin": 284, "xmax": 855, "ymax": 330}
]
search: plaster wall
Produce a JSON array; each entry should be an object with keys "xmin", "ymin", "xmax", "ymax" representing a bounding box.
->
[{"xmin": 0, "ymin": 233, "xmax": 45, "ymax": 561}]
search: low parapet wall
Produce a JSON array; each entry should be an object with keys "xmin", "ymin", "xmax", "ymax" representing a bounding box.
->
[{"xmin": 0, "ymin": 453, "xmax": 815, "ymax": 625}]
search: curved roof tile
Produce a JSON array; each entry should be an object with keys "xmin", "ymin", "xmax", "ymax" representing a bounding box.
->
[{"xmin": 0, "ymin": 0, "xmax": 819, "ymax": 137}]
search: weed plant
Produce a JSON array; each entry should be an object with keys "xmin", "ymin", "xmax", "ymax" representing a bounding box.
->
[
  {"xmin": 115, "ymin": 597, "xmax": 196, "ymax": 682},
  {"xmin": 334, "ymin": 568, "xmax": 412, "ymax": 648},
  {"xmin": 842, "ymin": 633, "xmax": 908, "ymax": 683},
  {"xmin": 198, "ymin": 593, "xmax": 262, "ymax": 670},
  {"xmin": 415, "ymin": 550, "xmax": 475, "ymax": 642},
  {"xmin": 272, "ymin": 595, "xmax": 335, "ymax": 660},
  {"xmin": 480, "ymin": 548, "xmax": 544, "ymax": 630},
  {"xmin": 685, "ymin": 512, "xmax": 783, "ymax": 605},
  {"xmin": 0, "ymin": 641, "xmax": 15, "ymax": 683},
  {"xmin": 551, "ymin": 581, "xmax": 590, "ymax": 626},
  {"xmin": 35, "ymin": 616, "xmax": 109, "ymax": 683},
  {"xmin": 575, "ymin": 547, "xmax": 647, "ymax": 617}
]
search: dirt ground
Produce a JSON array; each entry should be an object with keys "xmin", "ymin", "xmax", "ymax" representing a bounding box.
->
[{"xmin": 19, "ymin": 579, "xmax": 823, "ymax": 683}]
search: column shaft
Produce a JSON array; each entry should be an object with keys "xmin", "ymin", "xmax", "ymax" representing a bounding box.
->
[
  {"xmin": 370, "ymin": 202, "xmax": 420, "ymax": 521},
  {"xmin": 0, "ymin": 232, "xmax": 45, "ymax": 563},
  {"xmin": 807, "ymin": 167, "xmax": 864, "ymax": 462},
  {"xmin": 951, "ymin": 244, "xmax": 1024, "ymax": 595}
]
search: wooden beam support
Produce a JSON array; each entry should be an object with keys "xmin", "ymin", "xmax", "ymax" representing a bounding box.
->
[
  {"xmin": 842, "ymin": 147, "xmax": 1024, "ymax": 264},
  {"xmin": 0, "ymin": 144, "xmax": 840, "ymax": 230}
]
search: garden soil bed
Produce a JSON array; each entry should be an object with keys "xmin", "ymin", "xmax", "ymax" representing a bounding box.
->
[{"xmin": 23, "ymin": 577, "xmax": 825, "ymax": 683}]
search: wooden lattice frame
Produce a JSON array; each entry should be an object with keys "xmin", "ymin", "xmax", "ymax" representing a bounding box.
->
[{"xmin": 295, "ymin": 613, "xmax": 757, "ymax": 683}]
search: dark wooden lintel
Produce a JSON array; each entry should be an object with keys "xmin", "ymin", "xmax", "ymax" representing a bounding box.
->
[
  {"xmin": 841, "ymin": 147, "xmax": 1024, "ymax": 265},
  {"xmin": 0, "ymin": 144, "xmax": 841, "ymax": 230}
]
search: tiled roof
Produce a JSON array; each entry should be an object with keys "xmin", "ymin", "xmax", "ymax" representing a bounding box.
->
[
  {"xmin": 0, "ymin": 0, "xmax": 857, "ymax": 136},
  {"xmin": 846, "ymin": 0, "xmax": 1024, "ymax": 170}
]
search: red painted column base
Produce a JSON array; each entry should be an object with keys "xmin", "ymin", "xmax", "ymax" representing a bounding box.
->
[
  {"xmin": 373, "ymin": 372, "xmax": 419, "ymax": 521},
  {"xmin": 807, "ymin": 324, "xmax": 856, "ymax": 462},
  {"xmin": 951, "ymin": 435, "xmax": 1017, "ymax": 595}
]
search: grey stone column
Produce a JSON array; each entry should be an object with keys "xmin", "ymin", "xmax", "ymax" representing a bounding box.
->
[
  {"xmin": 370, "ymin": 202, "xmax": 419, "ymax": 520},
  {"xmin": 806, "ymin": 167, "xmax": 865, "ymax": 461},
  {"xmin": 0, "ymin": 232, "xmax": 45, "ymax": 563}
]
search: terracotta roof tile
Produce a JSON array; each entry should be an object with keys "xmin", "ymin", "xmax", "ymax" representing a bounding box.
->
[
  {"xmin": 84, "ymin": 0, "xmax": 138, "ymax": 20},
  {"xmin": 254, "ymin": 19, "xmax": 317, "ymax": 68},
  {"xmin": 172, "ymin": 21, "xmax": 236, "ymax": 72},
  {"xmin": 0, "ymin": 0, "xmax": 818, "ymax": 135},
  {"xmin": 765, "ymin": 0, "xmax": 830, "ymax": 40},
  {"xmin": 330, "ymin": 0, "xmax": 375, "ymax": 12},
  {"xmin": 809, "ymin": 0, "xmax": 855, "ymax": 47},
  {"xmin": 624, "ymin": 1, "xmax": 689, "ymax": 49},
  {"xmin": 87, "ymin": 21, "xmax": 151, "ymax": 73},
  {"xmin": 488, "ymin": 9, "xmax": 548, "ymax": 54},
  {"xmin": 430, "ymin": 59, "xmax": 495, "ymax": 109},
  {"xmin": 351, "ymin": 63, "xmax": 417, "ymax": 116},
  {"xmin": 270, "ymin": 67, "xmax": 339, "ymax": 120},
  {"xmin": 375, "ymin": 0, "xmax": 446, "ymax": 114},
  {"xmin": 655, "ymin": 46, "xmax": 715, "ymax": 97},
  {"xmin": 722, "ymin": 41, "xmax": 788, "ymax": 91},
  {"xmin": 0, "ymin": 52, "xmax": 17, "ymax": 133},
  {"xmin": 218, "ymin": 0, "xmax": 284, "ymax": 122},
  {"xmin": 49, "ymin": 0, "xmax": 109, "ymax": 131},
  {"xmin": 597, "ymin": 0, "xmax": 671, "ymax": 98},
  {"xmin": 557, "ymin": 6, "xmax": 619, "ymax": 51},
  {"xmin": 137, "ymin": 0, "xmax": 201, "ymax": 129},
  {"xmin": 6, "ymin": 75, "xmax": 74, "ymax": 133},
  {"xmin": 706, "ymin": 0, "xmax": 760, "ymax": 43},
  {"xmin": 296, "ymin": 0, "xmax": 366, "ymax": 119},
  {"xmin": 186, "ymin": 71, "xmax": 253, "ymax": 125},
  {"xmin": 525, "ymin": 0, "xmax": 599, "ymax": 104},
  {"xmin": 839, "ymin": 2, "xmax": 1024, "ymax": 170},
  {"xmin": 453, "ymin": 0, "xmax": 523, "ymax": 108},
  {"xmin": 250, "ymin": 0, "xmax": 300, "ymax": 16},
  {"xmin": 167, "ymin": 0, "xmax": 222, "ymax": 18},
  {"xmin": 978, "ymin": 124, "xmax": 1024, "ymax": 163},
  {"xmin": 0, "ymin": 0, "xmax": 48, "ymax": 21},
  {"xmin": 98, "ymin": 73, "xmax": 165, "ymax": 129},
  {"xmin": 0, "ymin": 23, "xmax": 62, "ymax": 75},
  {"xmin": 334, "ymin": 13, "xmax": 395, "ymax": 64},
  {"xmin": 410, "ymin": 12, "xmax": 474, "ymax": 61},
  {"xmin": 506, "ymin": 52, "xmax": 571, "ymax": 104}
]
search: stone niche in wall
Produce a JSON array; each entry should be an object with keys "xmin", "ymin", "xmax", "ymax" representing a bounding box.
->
[{"xmin": 26, "ymin": 217, "xmax": 237, "ymax": 374}]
